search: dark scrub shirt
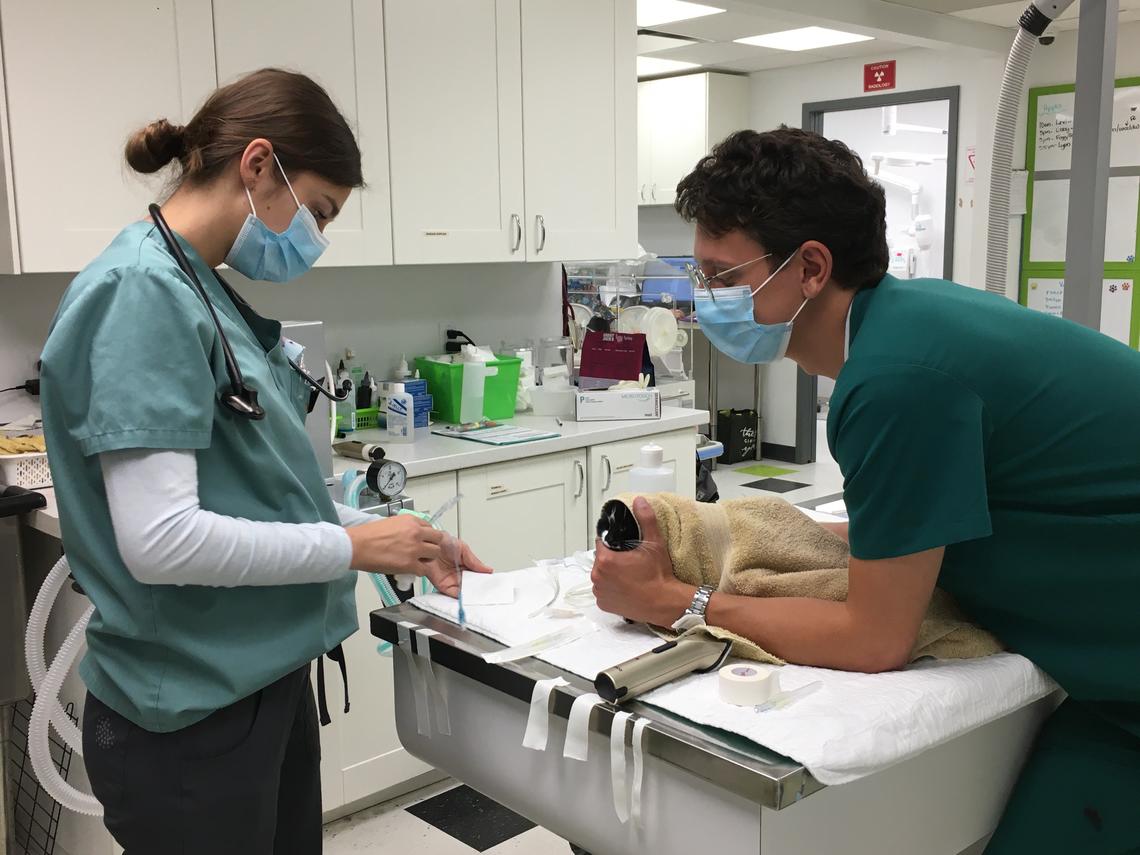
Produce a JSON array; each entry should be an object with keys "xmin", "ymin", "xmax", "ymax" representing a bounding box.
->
[{"xmin": 828, "ymin": 274, "xmax": 1140, "ymax": 852}]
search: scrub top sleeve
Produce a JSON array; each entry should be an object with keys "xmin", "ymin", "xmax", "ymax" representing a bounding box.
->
[
  {"xmin": 833, "ymin": 364, "xmax": 993, "ymax": 560},
  {"xmin": 72, "ymin": 267, "xmax": 217, "ymax": 457}
]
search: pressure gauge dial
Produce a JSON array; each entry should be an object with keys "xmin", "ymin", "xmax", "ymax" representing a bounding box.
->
[{"xmin": 366, "ymin": 459, "xmax": 408, "ymax": 501}]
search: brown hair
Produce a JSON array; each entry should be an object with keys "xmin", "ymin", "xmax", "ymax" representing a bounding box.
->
[{"xmin": 125, "ymin": 67, "xmax": 363, "ymax": 189}]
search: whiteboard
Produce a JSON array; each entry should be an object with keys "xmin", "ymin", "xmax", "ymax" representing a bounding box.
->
[
  {"xmin": 1026, "ymin": 278, "xmax": 1064, "ymax": 318},
  {"xmin": 1029, "ymin": 176, "xmax": 1139, "ymax": 263},
  {"xmin": 1034, "ymin": 85, "xmax": 1140, "ymax": 171},
  {"xmin": 1026, "ymin": 277, "xmax": 1135, "ymax": 347},
  {"xmin": 1100, "ymin": 278, "xmax": 1134, "ymax": 346}
]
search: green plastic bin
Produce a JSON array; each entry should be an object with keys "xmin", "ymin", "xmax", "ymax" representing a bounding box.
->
[{"xmin": 415, "ymin": 356, "xmax": 523, "ymax": 423}]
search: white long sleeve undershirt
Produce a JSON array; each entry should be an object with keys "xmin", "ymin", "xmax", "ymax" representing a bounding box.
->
[{"xmin": 100, "ymin": 447, "xmax": 371, "ymax": 587}]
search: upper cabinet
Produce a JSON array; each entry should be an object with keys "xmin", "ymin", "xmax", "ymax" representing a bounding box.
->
[
  {"xmin": 385, "ymin": 0, "xmax": 525, "ymax": 265},
  {"xmin": 0, "ymin": 1, "xmax": 217, "ymax": 273},
  {"xmin": 0, "ymin": 0, "xmax": 635, "ymax": 272},
  {"xmin": 638, "ymin": 72, "xmax": 750, "ymax": 207},
  {"xmin": 520, "ymin": 0, "xmax": 637, "ymax": 261},
  {"xmin": 211, "ymin": 0, "xmax": 393, "ymax": 267}
]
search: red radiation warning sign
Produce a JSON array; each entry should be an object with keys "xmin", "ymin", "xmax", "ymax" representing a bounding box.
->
[{"xmin": 864, "ymin": 60, "xmax": 896, "ymax": 92}]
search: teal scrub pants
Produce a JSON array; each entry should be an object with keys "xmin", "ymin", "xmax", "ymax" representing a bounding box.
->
[{"xmin": 986, "ymin": 700, "xmax": 1140, "ymax": 854}]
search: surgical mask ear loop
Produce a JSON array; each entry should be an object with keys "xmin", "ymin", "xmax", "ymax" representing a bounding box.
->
[
  {"xmin": 242, "ymin": 152, "xmax": 304, "ymax": 218},
  {"xmin": 272, "ymin": 152, "xmax": 304, "ymax": 213},
  {"xmin": 748, "ymin": 249, "xmax": 799, "ymax": 298}
]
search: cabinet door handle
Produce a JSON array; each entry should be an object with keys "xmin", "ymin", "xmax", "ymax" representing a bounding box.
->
[
  {"xmin": 651, "ymin": 183, "xmax": 657, "ymax": 201},
  {"xmin": 601, "ymin": 455, "xmax": 612, "ymax": 492},
  {"xmin": 573, "ymin": 460, "xmax": 585, "ymax": 499},
  {"xmin": 536, "ymin": 214, "xmax": 546, "ymax": 252},
  {"xmin": 640, "ymin": 184, "xmax": 646, "ymax": 202},
  {"xmin": 510, "ymin": 213, "xmax": 522, "ymax": 252}
]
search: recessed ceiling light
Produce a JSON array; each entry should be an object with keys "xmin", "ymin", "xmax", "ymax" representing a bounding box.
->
[
  {"xmin": 637, "ymin": 56, "xmax": 700, "ymax": 77},
  {"xmin": 735, "ymin": 26, "xmax": 874, "ymax": 52},
  {"xmin": 637, "ymin": 0, "xmax": 724, "ymax": 28}
]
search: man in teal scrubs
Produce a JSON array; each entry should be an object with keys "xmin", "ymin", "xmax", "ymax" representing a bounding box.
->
[{"xmin": 590, "ymin": 127, "xmax": 1139, "ymax": 853}]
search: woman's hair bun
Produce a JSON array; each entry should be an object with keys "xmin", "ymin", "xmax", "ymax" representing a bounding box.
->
[{"xmin": 124, "ymin": 118, "xmax": 188, "ymax": 174}]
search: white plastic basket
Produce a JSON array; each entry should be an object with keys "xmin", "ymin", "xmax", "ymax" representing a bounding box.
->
[{"xmin": 0, "ymin": 451, "xmax": 52, "ymax": 489}]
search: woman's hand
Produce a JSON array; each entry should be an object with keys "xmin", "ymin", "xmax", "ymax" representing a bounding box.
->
[
  {"xmin": 591, "ymin": 497, "xmax": 693, "ymax": 626},
  {"xmin": 423, "ymin": 534, "xmax": 493, "ymax": 598},
  {"xmin": 347, "ymin": 515, "xmax": 444, "ymax": 575}
]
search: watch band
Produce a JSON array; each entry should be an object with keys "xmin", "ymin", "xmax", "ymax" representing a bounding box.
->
[{"xmin": 671, "ymin": 584, "xmax": 716, "ymax": 632}]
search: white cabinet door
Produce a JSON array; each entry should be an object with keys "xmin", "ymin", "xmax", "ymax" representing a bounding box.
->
[
  {"xmin": 385, "ymin": 0, "xmax": 525, "ymax": 264},
  {"xmin": 587, "ymin": 429, "xmax": 697, "ymax": 524},
  {"xmin": 0, "ymin": 1, "xmax": 216, "ymax": 272},
  {"xmin": 638, "ymin": 72, "xmax": 749, "ymax": 208},
  {"xmin": 212, "ymin": 0, "xmax": 392, "ymax": 267},
  {"xmin": 520, "ymin": 0, "xmax": 636, "ymax": 261},
  {"xmin": 458, "ymin": 451, "xmax": 588, "ymax": 572},
  {"xmin": 642, "ymin": 74, "xmax": 707, "ymax": 207},
  {"xmin": 319, "ymin": 471, "xmax": 457, "ymax": 814}
]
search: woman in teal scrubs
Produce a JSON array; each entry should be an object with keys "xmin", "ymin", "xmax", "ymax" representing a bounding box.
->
[
  {"xmin": 591, "ymin": 128, "xmax": 1139, "ymax": 854},
  {"xmin": 40, "ymin": 68, "xmax": 489, "ymax": 854}
]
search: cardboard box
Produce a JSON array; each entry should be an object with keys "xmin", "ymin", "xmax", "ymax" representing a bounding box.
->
[{"xmin": 575, "ymin": 388, "xmax": 661, "ymax": 421}]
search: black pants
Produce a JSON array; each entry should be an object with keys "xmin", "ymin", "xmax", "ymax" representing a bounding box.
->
[{"xmin": 82, "ymin": 666, "xmax": 321, "ymax": 855}]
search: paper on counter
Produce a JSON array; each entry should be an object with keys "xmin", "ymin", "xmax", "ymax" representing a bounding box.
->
[{"xmin": 461, "ymin": 571, "xmax": 516, "ymax": 606}]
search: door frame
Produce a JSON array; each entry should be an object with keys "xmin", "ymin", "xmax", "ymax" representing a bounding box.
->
[
  {"xmin": 802, "ymin": 85, "xmax": 961, "ymax": 281},
  {"xmin": 796, "ymin": 85, "xmax": 961, "ymax": 465}
]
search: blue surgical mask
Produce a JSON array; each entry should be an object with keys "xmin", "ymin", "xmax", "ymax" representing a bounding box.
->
[
  {"xmin": 225, "ymin": 153, "xmax": 329, "ymax": 282},
  {"xmin": 694, "ymin": 252, "xmax": 807, "ymax": 364}
]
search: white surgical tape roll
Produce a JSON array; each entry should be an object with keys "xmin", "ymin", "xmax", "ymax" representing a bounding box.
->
[
  {"xmin": 523, "ymin": 677, "xmax": 569, "ymax": 751},
  {"xmin": 564, "ymin": 693, "xmax": 604, "ymax": 762},
  {"xmin": 415, "ymin": 628, "xmax": 451, "ymax": 736},
  {"xmin": 718, "ymin": 663, "xmax": 780, "ymax": 706},
  {"xmin": 397, "ymin": 621, "xmax": 431, "ymax": 735}
]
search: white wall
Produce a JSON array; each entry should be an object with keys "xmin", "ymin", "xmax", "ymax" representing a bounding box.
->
[{"xmin": 0, "ymin": 263, "xmax": 564, "ymax": 427}]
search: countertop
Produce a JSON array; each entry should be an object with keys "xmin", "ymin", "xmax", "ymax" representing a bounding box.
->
[
  {"xmin": 21, "ymin": 407, "xmax": 709, "ymax": 539},
  {"xmin": 332, "ymin": 407, "xmax": 709, "ymax": 479}
]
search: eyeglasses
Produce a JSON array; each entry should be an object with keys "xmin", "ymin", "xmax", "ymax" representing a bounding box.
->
[{"xmin": 685, "ymin": 254, "xmax": 772, "ymax": 303}]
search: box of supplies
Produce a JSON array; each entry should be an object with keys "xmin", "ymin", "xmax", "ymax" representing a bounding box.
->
[{"xmin": 575, "ymin": 389, "xmax": 662, "ymax": 422}]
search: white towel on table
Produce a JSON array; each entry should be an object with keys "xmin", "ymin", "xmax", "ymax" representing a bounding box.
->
[{"xmin": 414, "ymin": 557, "xmax": 1058, "ymax": 786}]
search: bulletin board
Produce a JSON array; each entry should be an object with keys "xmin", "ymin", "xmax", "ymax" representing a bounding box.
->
[{"xmin": 1018, "ymin": 78, "xmax": 1140, "ymax": 349}]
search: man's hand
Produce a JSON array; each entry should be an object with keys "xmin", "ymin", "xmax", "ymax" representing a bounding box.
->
[
  {"xmin": 591, "ymin": 497, "xmax": 693, "ymax": 626},
  {"xmin": 424, "ymin": 534, "xmax": 493, "ymax": 598}
]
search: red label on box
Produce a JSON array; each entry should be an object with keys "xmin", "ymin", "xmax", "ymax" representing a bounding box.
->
[{"xmin": 864, "ymin": 60, "xmax": 896, "ymax": 92}]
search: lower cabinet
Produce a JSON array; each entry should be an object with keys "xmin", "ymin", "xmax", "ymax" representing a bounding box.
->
[
  {"xmin": 587, "ymin": 429, "xmax": 698, "ymax": 524},
  {"xmin": 457, "ymin": 449, "xmax": 589, "ymax": 572},
  {"xmin": 319, "ymin": 429, "xmax": 697, "ymax": 812},
  {"xmin": 318, "ymin": 471, "xmax": 457, "ymax": 816}
]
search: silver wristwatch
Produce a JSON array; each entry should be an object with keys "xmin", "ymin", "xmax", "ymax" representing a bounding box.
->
[{"xmin": 671, "ymin": 585, "xmax": 715, "ymax": 632}]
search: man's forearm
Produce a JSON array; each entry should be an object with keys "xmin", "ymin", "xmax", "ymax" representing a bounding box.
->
[
  {"xmin": 819, "ymin": 520, "xmax": 849, "ymax": 542},
  {"xmin": 703, "ymin": 592, "xmax": 902, "ymax": 673}
]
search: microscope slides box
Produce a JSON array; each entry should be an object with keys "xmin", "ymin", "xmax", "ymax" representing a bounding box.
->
[{"xmin": 575, "ymin": 389, "xmax": 662, "ymax": 421}]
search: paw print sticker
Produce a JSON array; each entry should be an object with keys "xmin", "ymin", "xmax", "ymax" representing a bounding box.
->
[
  {"xmin": 1109, "ymin": 284, "xmax": 1119, "ymax": 293},
  {"xmin": 1128, "ymin": 254, "xmax": 1136, "ymax": 263}
]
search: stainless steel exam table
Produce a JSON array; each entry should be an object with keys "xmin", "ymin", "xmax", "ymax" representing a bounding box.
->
[{"xmin": 372, "ymin": 604, "xmax": 1058, "ymax": 855}]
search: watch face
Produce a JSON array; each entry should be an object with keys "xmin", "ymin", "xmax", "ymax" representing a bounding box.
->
[{"xmin": 376, "ymin": 460, "xmax": 408, "ymax": 499}]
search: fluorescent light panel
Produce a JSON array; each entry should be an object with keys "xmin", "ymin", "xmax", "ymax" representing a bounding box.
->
[
  {"xmin": 735, "ymin": 26, "xmax": 874, "ymax": 51},
  {"xmin": 637, "ymin": 56, "xmax": 700, "ymax": 76},
  {"xmin": 637, "ymin": 0, "xmax": 724, "ymax": 28}
]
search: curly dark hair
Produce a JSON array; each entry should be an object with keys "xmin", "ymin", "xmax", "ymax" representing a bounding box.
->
[{"xmin": 675, "ymin": 127, "xmax": 889, "ymax": 291}]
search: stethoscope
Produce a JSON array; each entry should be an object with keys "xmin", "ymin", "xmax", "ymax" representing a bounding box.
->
[{"xmin": 148, "ymin": 203, "xmax": 350, "ymax": 421}]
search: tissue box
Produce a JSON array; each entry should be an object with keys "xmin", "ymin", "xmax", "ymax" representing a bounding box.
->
[{"xmin": 575, "ymin": 388, "xmax": 661, "ymax": 421}]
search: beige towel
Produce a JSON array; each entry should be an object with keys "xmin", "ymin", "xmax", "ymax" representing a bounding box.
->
[{"xmin": 614, "ymin": 493, "xmax": 1003, "ymax": 665}]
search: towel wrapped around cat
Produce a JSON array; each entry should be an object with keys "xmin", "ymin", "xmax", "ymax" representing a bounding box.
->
[{"xmin": 606, "ymin": 493, "xmax": 1003, "ymax": 665}]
